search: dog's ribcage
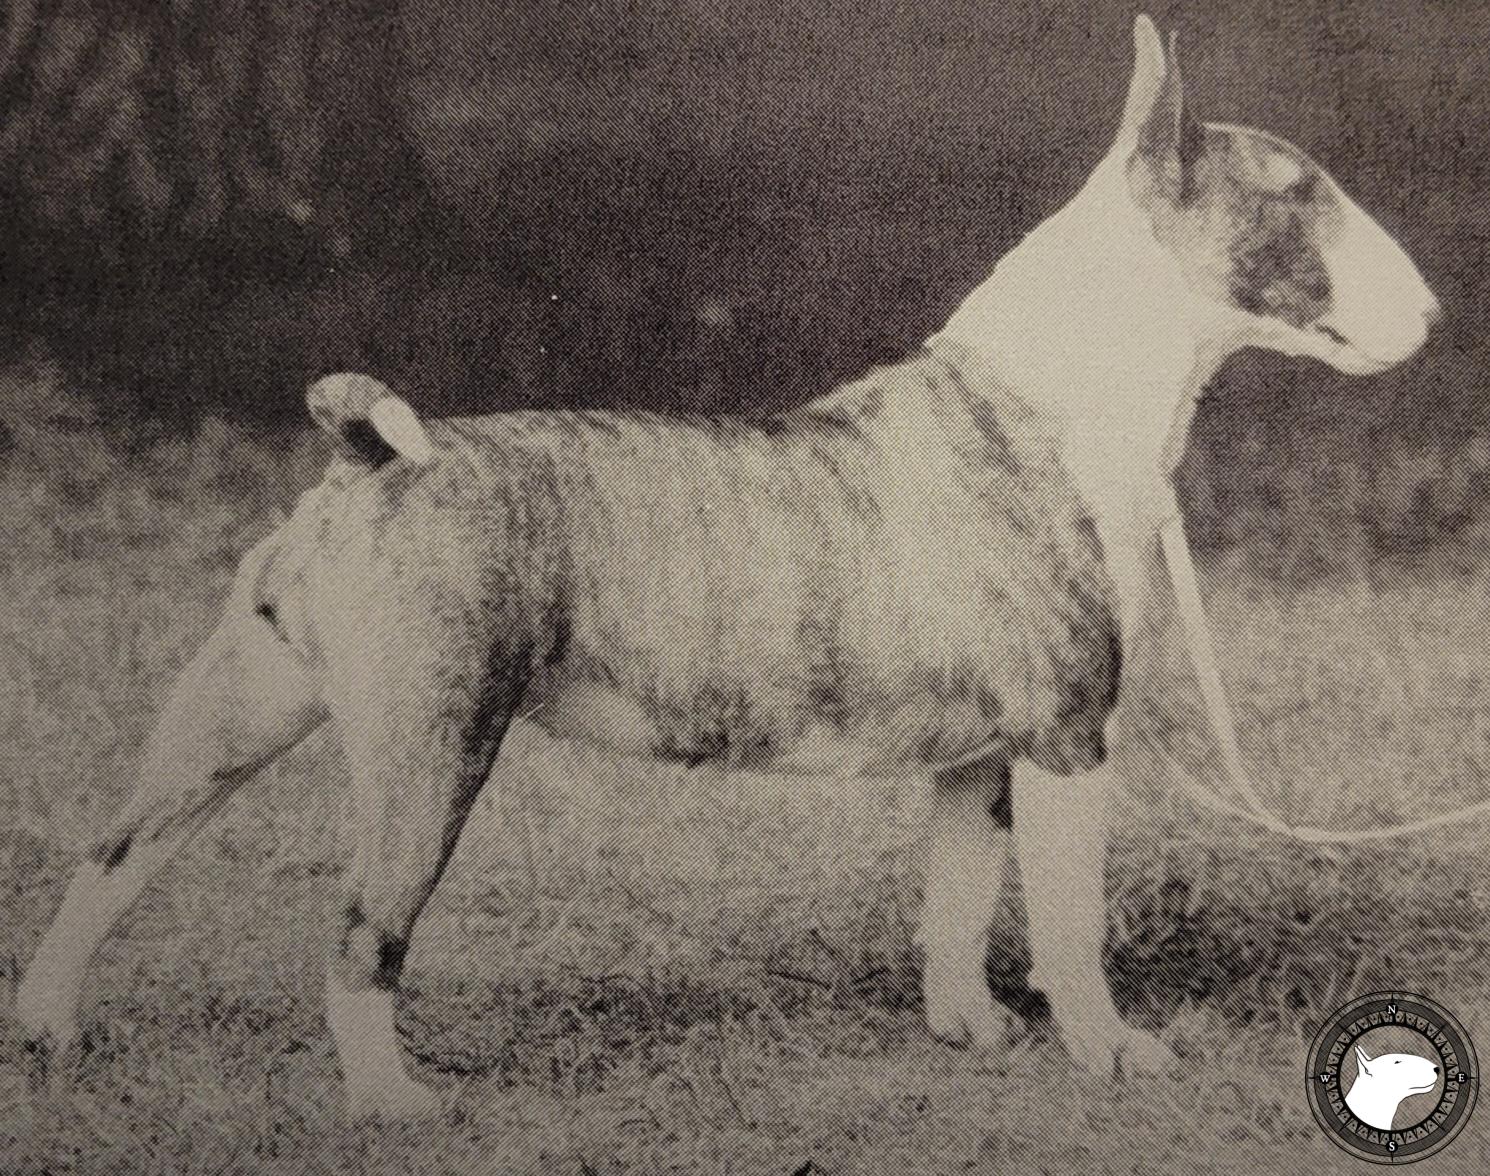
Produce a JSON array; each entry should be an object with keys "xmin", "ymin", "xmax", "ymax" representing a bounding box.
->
[{"xmin": 266, "ymin": 342, "xmax": 1120, "ymax": 777}]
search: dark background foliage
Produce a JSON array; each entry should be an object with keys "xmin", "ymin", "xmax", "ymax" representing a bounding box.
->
[{"xmin": 1, "ymin": 0, "xmax": 1486, "ymax": 560}]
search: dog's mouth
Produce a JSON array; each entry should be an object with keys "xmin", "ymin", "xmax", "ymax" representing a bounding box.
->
[
  {"xmin": 1312, "ymin": 322, "xmax": 1350, "ymax": 348},
  {"xmin": 1307, "ymin": 322, "xmax": 1398, "ymax": 375},
  {"xmin": 1306, "ymin": 291, "xmax": 1441, "ymax": 375}
]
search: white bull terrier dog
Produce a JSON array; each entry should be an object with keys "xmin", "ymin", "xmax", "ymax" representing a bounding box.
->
[
  {"xmin": 1346, "ymin": 1045, "xmax": 1441, "ymax": 1130},
  {"xmin": 18, "ymin": 15, "xmax": 1438, "ymax": 1117}
]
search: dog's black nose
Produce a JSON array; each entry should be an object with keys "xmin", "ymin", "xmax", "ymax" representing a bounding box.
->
[{"xmin": 1434, "ymin": 1064, "xmax": 1441, "ymax": 1075}]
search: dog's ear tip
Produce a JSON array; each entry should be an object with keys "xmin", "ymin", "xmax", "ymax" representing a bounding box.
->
[
  {"xmin": 1123, "ymin": 14, "xmax": 1169, "ymax": 115},
  {"xmin": 1132, "ymin": 14, "xmax": 1162, "ymax": 54}
]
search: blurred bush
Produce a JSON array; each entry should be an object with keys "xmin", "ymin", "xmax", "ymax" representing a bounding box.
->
[
  {"xmin": 3, "ymin": 0, "xmax": 1489, "ymax": 578},
  {"xmin": 0, "ymin": 1, "xmax": 427, "ymax": 289}
]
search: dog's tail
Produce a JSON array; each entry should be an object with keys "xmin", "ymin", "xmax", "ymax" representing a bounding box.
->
[{"xmin": 306, "ymin": 372, "xmax": 436, "ymax": 467}]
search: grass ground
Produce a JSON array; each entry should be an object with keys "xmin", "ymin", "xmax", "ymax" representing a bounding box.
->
[{"xmin": 2, "ymin": 355, "xmax": 1490, "ymax": 1174}]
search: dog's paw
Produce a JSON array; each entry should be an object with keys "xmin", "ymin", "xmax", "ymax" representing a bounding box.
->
[
  {"xmin": 1056, "ymin": 1013, "xmax": 1176, "ymax": 1079},
  {"xmin": 15, "ymin": 978, "xmax": 79, "ymax": 1062},
  {"xmin": 345, "ymin": 1074, "xmax": 444, "ymax": 1122},
  {"xmin": 923, "ymin": 969, "xmax": 1012, "ymax": 1049},
  {"xmin": 1109, "ymin": 1023, "xmax": 1176, "ymax": 1077}
]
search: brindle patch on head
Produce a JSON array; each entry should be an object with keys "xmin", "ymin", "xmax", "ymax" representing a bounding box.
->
[{"xmin": 1134, "ymin": 125, "xmax": 1341, "ymax": 328}]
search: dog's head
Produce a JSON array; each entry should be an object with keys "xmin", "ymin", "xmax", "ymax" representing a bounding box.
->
[
  {"xmin": 1113, "ymin": 15, "xmax": 1439, "ymax": 375},
  {"xmin": 1354, "ymin": 1044, "xmax": 1440, "ymax": 1096}
]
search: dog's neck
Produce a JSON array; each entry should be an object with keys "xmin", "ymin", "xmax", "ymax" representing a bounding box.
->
[
  {"xmin": 1346, "ymin": 1077, "xmax": 1410, "ymax": 1130},
  {"xmin": 934, "ymin": 151, "xmax": 1238, "ymax": 509}
]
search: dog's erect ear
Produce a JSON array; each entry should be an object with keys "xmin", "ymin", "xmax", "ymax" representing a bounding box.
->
[
  {"xmin": 1123, "ymin": 20, "xmax": 1204, "ymax": 202},
  {"xmin": 1355, "ymin": 1044, "xmax": 1375, "ymax": 1077},
  {"xmin": 1118, "ymin": 15, "xmax": 1169, "ymax": 140}
]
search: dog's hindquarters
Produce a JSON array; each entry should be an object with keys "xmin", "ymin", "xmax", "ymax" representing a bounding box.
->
[
  {"xmin": 315, "ymin": 582, "xmax": 533, "ymax": 1116},
  {"xmin": 17, "ymin": 597, "xmax": 327, "ymax": 1055}
]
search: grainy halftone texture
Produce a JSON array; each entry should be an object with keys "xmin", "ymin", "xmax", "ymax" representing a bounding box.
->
[{"xmin": 3, "ymin": 4, "xmax": 1490, "ymax": 1175}]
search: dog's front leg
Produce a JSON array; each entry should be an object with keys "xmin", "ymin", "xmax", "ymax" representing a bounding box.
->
[
  {"xmin": 1010, "ymin": 753, "xmax": 1174, "ymax": 1077},
  {"xmin": 919, "ymin": 756, "xmax": 1013, "ymax": 1048}
]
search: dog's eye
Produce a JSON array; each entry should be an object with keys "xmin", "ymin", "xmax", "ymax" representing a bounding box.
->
[
  {"xmin": 1287, "ymin": 172, "xmax": 1319, "ymax": 201},
  {"xmin": 255, "ymin": 601, "xmax": 290, "ymax": 643}
]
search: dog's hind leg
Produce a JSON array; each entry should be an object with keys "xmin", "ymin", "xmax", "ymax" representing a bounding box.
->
[
  {"xmin": 17, "ymin": 606, "xmax": 327, "ymax": 1057},
  {"xmin": 321, "ymin": 632, "xmax": 529, "ymax": 1120},
  {"xmin": 1010, "ymin": 755, "xmax": 1174, "ymax": 1077},
  {"xmin": 920, "ymin": 755, "xmax": 1014, "ymax": 1048}
]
